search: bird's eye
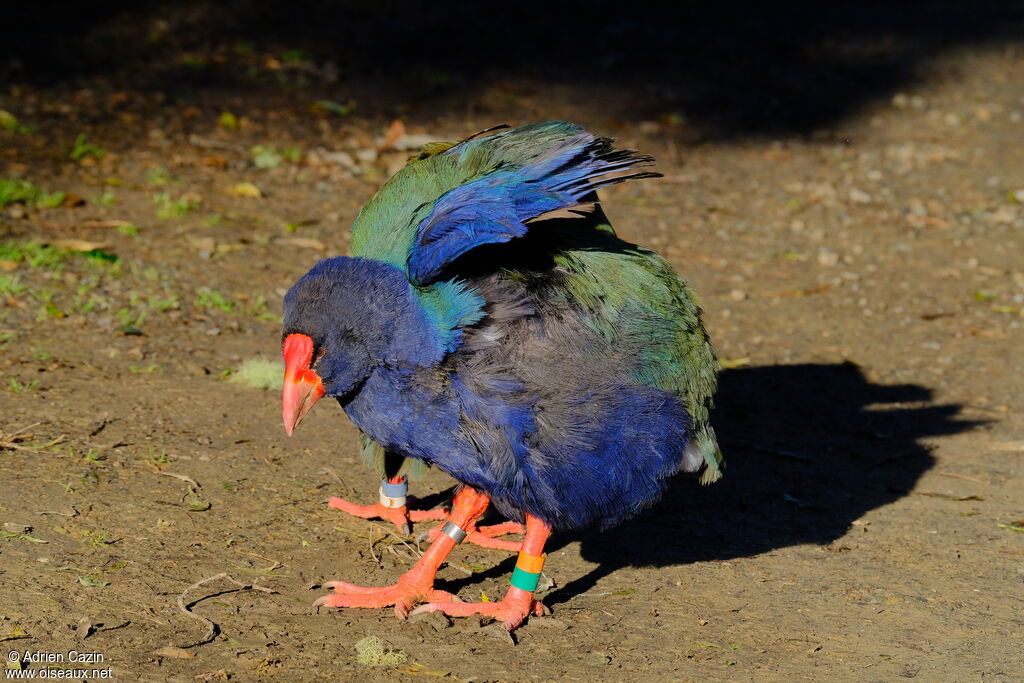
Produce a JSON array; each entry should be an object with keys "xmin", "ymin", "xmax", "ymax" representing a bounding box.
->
[{"xmin": 312, "ymin": 345, "xmax": 327, "ymax": 366}]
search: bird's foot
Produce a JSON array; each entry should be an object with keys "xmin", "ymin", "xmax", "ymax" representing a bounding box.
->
[
  {"xmin": 318, "ymin": 487, "xmax": 495, "ymax": 621},
  {"xmin": 314, "ymin": 570, "xmax": 458, "ymax": 619},
  {"xmin": 328, "ymin": 496, "xmax": 447, "ymax": 535},
  {"xmin": 329, "ymin": 496, "xmax": 523, "ymax": 550},
  {"xmin": 409, "ymin": 586, "xmax": 547, "ymax": 631},
  {"xmin": 425, "ymin": 519, "xmax": 525, "ymax": 552}
]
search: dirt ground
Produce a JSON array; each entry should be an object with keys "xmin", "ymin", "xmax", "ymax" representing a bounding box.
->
[{"xmin": 1, "ymin": 5, "xmax": 1023, "ymax": 681}]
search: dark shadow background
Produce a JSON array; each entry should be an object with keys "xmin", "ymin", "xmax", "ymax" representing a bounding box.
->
[{"xmin": 3, "ymin": 1, "xmax": 1022, "ymax": 137}]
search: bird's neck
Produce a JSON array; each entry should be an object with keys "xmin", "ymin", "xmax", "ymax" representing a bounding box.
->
[{"xmin": 342, "ymin": 366, "xmax": 462, "ymax": 464}]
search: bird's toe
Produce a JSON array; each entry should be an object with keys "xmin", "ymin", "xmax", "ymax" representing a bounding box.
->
[
  {"xmin": 464, "ymin": 531, "xmax": 523, "ymax": 552},
  {"xmin": 476, "ymin": 521, "xmax": 526, "ymax": 538},
  {"xmin": 407, "ymin": 597, "xmax": 541, "ymax": 631},
  {"xmin": 424, "ymin": 521, "xmax": 523, "ymax": 552},
  {"xmin": 407, "ymin": 507, "xmax": 449, "ymax": 523}
]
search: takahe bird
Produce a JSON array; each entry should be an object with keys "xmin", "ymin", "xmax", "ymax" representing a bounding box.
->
[{"xmin": 281, "ymin": 121, "xmax": 722, "ymax": 630}]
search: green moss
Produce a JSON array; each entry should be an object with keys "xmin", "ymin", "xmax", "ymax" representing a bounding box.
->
[
  {"xmin": 0, "ymin": 179, "xmax": 64, "ymax": 208},
  {"xmin": 0, "ymin": 240, "xmax": 69, "ymax": 269},
  {"xmin": 354, "ymin": 636, "xmax": 407, "ymax": 667},
  {"xmin": 229, "ymin": 358, "xmax": 283, "ymax": 391}
]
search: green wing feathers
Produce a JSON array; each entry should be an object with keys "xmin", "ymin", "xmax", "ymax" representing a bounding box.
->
[{"xmin": 551, "ymin": 234, "xmax": 724, "ymax": 483}]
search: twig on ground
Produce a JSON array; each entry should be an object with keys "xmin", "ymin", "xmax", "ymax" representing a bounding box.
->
[
  {"xmin": 368, "ymin": 530, "xmax": 382, "ymax": 565},
  {"xmin": 238, "ymin": 549, "xmax": 285, "ymax": 570},
  {"xmin": 6, "ymin": 422, "xmax": 42, "ymax": 436},
  {"xmin": 0, "ymin": 424, "xmax": 65, "ymax": 452},
  {"xmin": 187, "ymin": 134, "xmax": 246, "ymax": 152},
  {"xmin": 936, "ymin": 471, "xmax": 988, "ymax": 484},
  {"xmin": 38, "ymin": 505, "xmax": 79, "ymax": 518},
  {"xmin": 159, "ymin": 471, "xmax": 200, "ymax": 489},
  {"xmin": 175, "ymin": 573, "xmax": 274, "ymax": 649},
  {"xmin": 321, "ymin": 467, "xmax": 355, "ymax": 496}
]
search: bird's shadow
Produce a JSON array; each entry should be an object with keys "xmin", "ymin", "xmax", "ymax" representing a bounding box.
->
[{"xmin": 522, "ymin": 362, "xmax": 981, "ymax": 605}]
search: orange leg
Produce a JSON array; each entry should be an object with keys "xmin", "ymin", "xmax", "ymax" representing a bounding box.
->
[
  {"xmin": 315, "ymin": 486, "xmax": 490, "ymax": 619},
  {"xmin": 329, "ymin": 476, "xmax": 524, "ymax": 551},
  {"xmin": 409, "ymin": 513, "xmax": 552, "ymax": 631},
  {"xmin": 425, "ymin": 519, "xmax": 524, "ymax": 552},
  {"xmin": 328, "ymin": 475, "xmax": 448, "ymax": 535}
]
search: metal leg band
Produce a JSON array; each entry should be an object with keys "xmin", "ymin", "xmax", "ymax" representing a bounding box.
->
[{"xmin": 439, "ymin": 521, "xmax": 468, "ymax": 544}]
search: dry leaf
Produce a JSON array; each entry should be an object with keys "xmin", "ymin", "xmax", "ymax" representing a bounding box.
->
[
  {"xmin": 80, "ymin": 220, "xmax": 132, "ymax": 229},
  {"xmin": 47, "ymin": 239, "xmax": 108, "ymax": 252},
  {"xmin": 153, "ymin": 646, "xmax": 194, "ymax": 659},
  {"xmin": 61, "ymin": 193, "xmax": 87, "ymax": 208},
  {"xmin": 277, "ymin": 237, "xmax": 327, "ymax": 250},
  {"xmin": 76, "ymin": 617, "xmax": 94, "ymax": 640},
  {"xmin": 229, "ymin": 182, "xmax": 262, "ymax": 198},
  {"xmin": 382, "ymin": 119, "xmax": 407, "ymax": 149},
  {"xmin": 187, "ymin": 237, "xmax": 216, "ymax": 253}
]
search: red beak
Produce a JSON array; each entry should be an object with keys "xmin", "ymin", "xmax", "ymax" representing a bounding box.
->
[{"xmin": 282, "ymin": 333, "xmax": 325, "ymax": 436}]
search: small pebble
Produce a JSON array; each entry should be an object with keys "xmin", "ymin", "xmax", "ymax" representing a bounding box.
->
[
  {"xmin": 355, "ymin": 148, "xmax": 378, "ymax": 164},
  {"xmin": 817, "ymin": 249, "xmax": 839, "ymax": 267},
  {"xmin": 481, "ymin": 622, "xmax": 515, "ymax": 646},
  {"xmin": 407, "ymin": 610, "xmax": 451, "ymax": 631},
  {"xmin": 848, "ymin": 188, "xmax": 872, "ymax": 203},
  {"xmin": 529, "ymin": 617, "xmax": 568, "ymax": 630},
  {"xmin": 322, "ymin": 150, "xmax": 356, "ymax": 170}
]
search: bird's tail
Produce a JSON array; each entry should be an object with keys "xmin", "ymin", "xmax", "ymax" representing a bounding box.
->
[{"xmin": 696, "ymin": 426, "xmax": 725, "ymax": 484}]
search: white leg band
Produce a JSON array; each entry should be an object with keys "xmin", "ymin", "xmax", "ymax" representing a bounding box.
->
[{"xmin": 379, "ymin": 487, "xmax": 407, "ymax": 509}]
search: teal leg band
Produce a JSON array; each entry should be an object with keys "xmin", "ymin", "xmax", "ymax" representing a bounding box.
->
[{"xmin": 509, "ymin": 566, "xmax": 541, "ymax": 592}]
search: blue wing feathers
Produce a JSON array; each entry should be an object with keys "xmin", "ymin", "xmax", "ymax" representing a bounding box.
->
[{"xmin": 406, "ymin": 123, "xmax": 659, "ymax": 284}]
